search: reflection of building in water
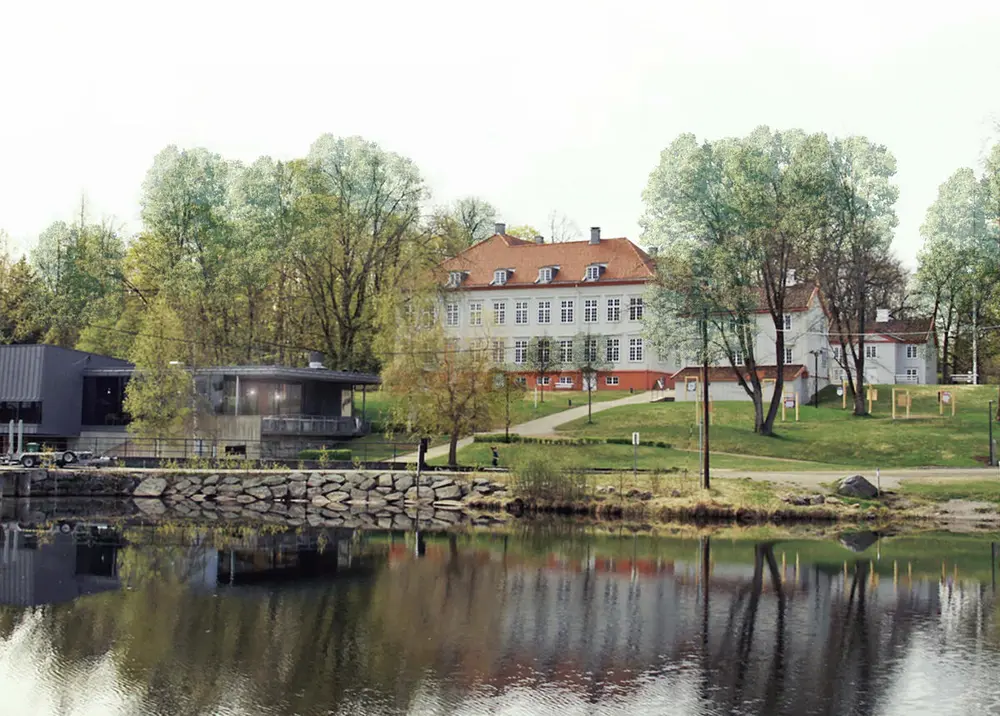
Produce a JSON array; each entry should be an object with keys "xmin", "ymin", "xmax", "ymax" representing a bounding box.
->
[
  {"xmin": 0, "ymin": 524, "xmax": 120, "ymax": 606},
  {"xmin": 185, "ymin": 532, "xmax": 383, "ymax": 589}
]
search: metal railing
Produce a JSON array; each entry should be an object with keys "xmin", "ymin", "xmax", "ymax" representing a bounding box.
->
[
  {"xmin": 260, "ymin": 415, "xmax": 367, "ymax": 437},
  {"xmin": 894, "ymin": 374, "xmax": 919, "ymax": 384}
]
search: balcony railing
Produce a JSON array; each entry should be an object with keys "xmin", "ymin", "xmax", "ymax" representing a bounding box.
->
[
  {"xmin": 261, "ymin": 415, "xmax": 367, "ymax": 437},
  {"xmin": 894, "ymin": 374, "xmax": 919, "ymax": 384}
]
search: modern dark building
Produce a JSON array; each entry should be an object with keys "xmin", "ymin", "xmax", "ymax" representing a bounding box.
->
[{"xmin": 0, "ymin": 345, "xmax": 379, "ymax": 458}]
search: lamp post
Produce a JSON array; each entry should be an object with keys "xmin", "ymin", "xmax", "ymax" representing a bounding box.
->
[
  {"xmin": 701, "ymin": 305, "xmax": 710, "ymax": 490},
  {"xmin": 809, "ymin": 349, "xmax": 824, "ymax": 408}
]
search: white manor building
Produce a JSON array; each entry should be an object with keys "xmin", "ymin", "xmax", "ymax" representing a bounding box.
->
[
  {"xmin": 439, "ymin": 225, "xmax": 675, "ymax": 392},
  {"xmin": 670, "ymin": 291, "xmax": 938, "ymax": 404}
]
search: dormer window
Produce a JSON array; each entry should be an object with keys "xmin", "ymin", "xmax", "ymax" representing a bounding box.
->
[
  {"xmin": 447, "ymin": 271, "xmax": 465, "ymax": 288},
  {"xmin": 539, "ymin": 267, "xmax": 553, "ymax": 283},
  {"xmin": 585, "ymin": 264, "xmax": 602, "ymax": 281},
  {"xmin": 493, "ymin": 269, "xmax": 508, "ymax": 286}
]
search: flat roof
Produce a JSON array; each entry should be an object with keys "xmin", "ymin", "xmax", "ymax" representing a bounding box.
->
[{"xmin": 83, "ymin": 365, "xmax": 381, "ymax": 385}]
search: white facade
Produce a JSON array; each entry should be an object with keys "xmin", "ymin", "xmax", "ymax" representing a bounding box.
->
[
  {"xmin": 671, "ymin": 288, "xmax": 938, "ymax": 402},
  {"xmin": 442, "ymin": 282, "xmax": 677, "ymax": 389}
]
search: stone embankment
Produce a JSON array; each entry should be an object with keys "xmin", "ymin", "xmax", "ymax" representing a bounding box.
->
[{"xmin": 1, "ymin": 468, "xmax": 508, "ymax": 510}]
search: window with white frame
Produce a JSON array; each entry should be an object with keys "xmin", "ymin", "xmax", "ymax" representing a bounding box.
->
[
  {"xmin": 584, "ymin": 299, "xmax": 598, "ymax": 323},
  {"xmin": 585, "ymin": 265, "xmax": 600, "ymax": 281},
  {"xmin": 607, "ymin": 298, "xmax": 621, "ymax": 322},
  {"xmin": 733, "ymin": 350, "xmax": 744, "ymax": 365},
  {"xmin": 606, "ymin": 338, "xmax": 620, "ymax": 363},
  {"xmin": 584, "ymin": 338, "xmax": 598, "ymax": 362},
  {"xmin": 831, "ymin": 345, "xmax": 841, "ymax": 361},
  {"xmin": 605, "ymin": 375, "xmax": 619, "ymax": 386},
  {"xmin": 493, "ymin": 269, "xmax": 507, "ymax": 285},
  {"xmin": 538, "ymin": 267, "xmax": 553, "ymax": 283},
  {"xmin": 560, "ymin": 340, "xmax": 573, "ymax": 363},
  {"xmin": 445, "ymin": 302, "xmax": 459, "ymax": 326},
  {"xmin": 906, "ymin": 368, "xmax": 918, "ymax": 379},
  {"xmin": 448, "ymin": 271, "xmax": 464, "ymax": 287},
  {"xmin": 629, "ymin": 338, "xmax": 644, "ymax": 362},
  {"xmin": 493, "ymin": 300, "xmax": 506, "ymax": 325},
  {"xmin": 537, "ymin": 300, "xmax": 551, "ymax": 324},
  {"xmin": 865, "ymin": 344, "xmax": 877, "ymax": 359},
  {"xmin": 492, "ymin": 340, "xmax": 505, "ymax": 364},
  {"xmin": 783, "ymin": 346, "xmax": 793, "ymax": 364},
  {"xmin": 906, "ymin": 345, "xmax": 918, "ymax": 359},
  {"xmin": 537, "ymin": 339, "xmax": 551, "ymax": 363},
  {"xmin": 783, "ymin": 314, "xmax": 792, "ymax": 331},
  {"xmin": 515, "ymin": 301, "xmax": 528, "ymax": 325},
  {"xmin": 560, "ymin": 299, "xmax": 575, "ymax": 323},
  {"xmin": 513, "ymin": 339, "xmax": 527, "ymax": 365},
  {"xmin": 470, "ymin": 338, "xmax": 487, "ymax": 357},
  {"xmin": 537, "ymin": 376, "xmax": 550, "ymax": 386},
  {"xmin": 629, "ymin": 297, "xmax": 644, "ymax": 321},
  {"xmin": 557, "ymin": 376, "xmax": 574, "ymax": 387},
  {"xmin": 469, "ymin": 301, "xmax": 482, "ymax": 326}
]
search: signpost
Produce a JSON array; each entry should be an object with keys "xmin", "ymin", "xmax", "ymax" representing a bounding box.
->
[
  {"xmin": 866, "ymin": 386, "xmax": 878, "ymax": 414},
  {"xmin": 632, "ymin": 432, "xmax": 640, "ymax": 481},
  {"xmin": 781, "ymin": 393, "xmax": 800, "ymax": 422},
  {"xmin": 939, "ymin": 390, "xmax": 955, "ymax": 417},
  {"xmin": 892, "ymin": 388, "xmax": 911, "ymax": 420},
  {"xmin": 840, "ymin": 379, "xmax": 848, "ymax": 409}
]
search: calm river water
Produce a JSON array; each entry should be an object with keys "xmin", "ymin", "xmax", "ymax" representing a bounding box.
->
[{"xmin": 1, "ymin": 511, "xmax": 1000, "ymax": 715}]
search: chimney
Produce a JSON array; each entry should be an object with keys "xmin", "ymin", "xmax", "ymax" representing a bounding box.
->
[
  {"xmin": 533, "ymin": 235, "xmax": 544, "ymax": 244},
  {"xmin": 876, "ymin": 308, "xmax": 890, "ymax": 323},
  {"xmin": 494, "ymin": 222, "xmax": 506, "ymax": 236},
  {"xmin": 589, "ymin": 226, "xmax": 601, "ymax": 245},
  {"xmin": 308, "ymin": 351, "xmax": 325, "ymax": 369}
]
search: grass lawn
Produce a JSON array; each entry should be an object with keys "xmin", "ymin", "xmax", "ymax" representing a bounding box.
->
[
  {"xmin": 434, "ymin": 441, "xmax": 851, "ymax": 473},
  {"xmin": 555, "ymin": 384, "xmax": 1000, "ymax": 469},
  {"xmin": 898, "ymin": 480, "xmax": 1000, "ymax": 504},
  {"xmin": 356, "ymin": 389, "xmax": 636, "ymax": 431}
]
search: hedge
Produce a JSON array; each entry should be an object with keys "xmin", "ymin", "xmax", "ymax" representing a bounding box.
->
[
  {"xmin": 473, "ymin": 434, "xmax": 671, "ymax": 449},
  {"xmin": 297, "ymin": 448, "xmax": 352, "ymax": 461}
]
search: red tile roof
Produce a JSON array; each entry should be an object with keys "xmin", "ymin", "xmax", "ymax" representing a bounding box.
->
[
  {"xmin": 441, "ymin": 233, "xmax": 656, "ymax": 289},
  {"xmin": 829, "ymin": 317, "xmax": 936, "ymax": 344},
  {"xmin": 670, "ymin": 364, "xmax": 808, "ymax": 382}
]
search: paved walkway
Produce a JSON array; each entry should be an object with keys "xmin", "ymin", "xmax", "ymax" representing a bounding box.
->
[
  {"xmin": 728, "ymin": 466, "xmax": 1000, "ymax": 491},
  {"xmin": 403, "ymin": 390, "xmax": 667, "ymax": 463}
]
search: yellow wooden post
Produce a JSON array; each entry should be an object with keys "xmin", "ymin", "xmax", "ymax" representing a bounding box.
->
[
  {"xmin": 781, "ymin": 395, "xmax": 786, "ymax": 422},
  {"xmin": 868, "ymin": 386, "xmax": 873, "ymax": 414},
  {"xmin": 953, "ymin": 392, "xmax": 957, "ymax": 417},
  {"xmin": 939, "ymin": 390, "xmax": 944, "ymax": 415},
  {"xmin": 906, "ymin": 392, "xmax": 911, "ymax": 419},
  {"xmin": 795, "ymin": 392, "xmax": 800, "ymax": 422},
  {"xmin": 842, "ymin": 379, "xmax": 847, "ymax": 409},
  {"xmin": 892, "ymin": 387, "xmax": 897, "ymax": 420}
]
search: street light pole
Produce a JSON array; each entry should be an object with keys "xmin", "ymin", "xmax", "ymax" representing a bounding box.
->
[
  {"xmin": 989, "ymin": 400, "xmax": 995, "ymax": 467},
  {"xmin": 811, "ymin": 350, "xmax": 820, "ymax": 408},
  {"xmin": 702, "ymin": 306, "xmax": 710, "ymax": 489}
]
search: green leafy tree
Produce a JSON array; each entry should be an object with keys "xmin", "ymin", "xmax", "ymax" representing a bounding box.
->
[
  {"xmin": 0, "ymin": 254, "xmax": 49, "ymax": 343},
  {"xmin": 381, "ymin": 291, "xmax": 504, "ymax": 466},
  {"xmin": 642, "ymin": 129, "xmax": 828, "ymax": 434},
  {"xmin": 525, "ymin": 336, "xmax": 561, "ymax": 402},
  {"xmin": 573, "ymin": 330, "xmax": 611, "ymax": 423},
  {"xmin": 813, "ymin": 136, "xmax": 902, "ymax": 415},
  {"xmin": 124, "ymin": 298, "xmax": 195, "ymax": 446}
]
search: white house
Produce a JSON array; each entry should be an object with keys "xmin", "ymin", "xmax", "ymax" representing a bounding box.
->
[
  {"xmin": 438, "ymin": 225, "xmax": 676, "ymax": 391},
  {"xmin": 673, "ymin": 293, "xmax": 939, "ymax": 403},
  {"xmin": 829, "ymin": 312, "xmax": 938, "ymax": 387},
  {"xmin": 672, "ymin": 284, "xmax": 832, "ymax": 404}
]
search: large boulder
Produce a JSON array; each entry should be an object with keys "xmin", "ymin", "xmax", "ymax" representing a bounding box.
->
[
  {"xmin": 839, "ymin": 531, "xmax": 879, "ymax": 553},
  {"xmin": 134, "ymin": 477, "xmax": 167, "ymax": 498},
  {"xmin": 836, "ymin": 475, "xmax": 878, "ymax": 499}
]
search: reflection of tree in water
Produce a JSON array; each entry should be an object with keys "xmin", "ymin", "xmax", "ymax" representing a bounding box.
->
[
  {"xmin": 703, "ymin": 540, "xmax": 930, "ymax": 716},
  {"xmin": 0, "ymin": 528, "xmax": 995, "ymax": 715}
]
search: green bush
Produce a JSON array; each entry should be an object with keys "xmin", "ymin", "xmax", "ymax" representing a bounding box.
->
[
  {"xmin": 297, "ymin": 448, "xmax": 352, "ymax": 461},
  {"xmin": 475, "ymin": 434, "xmax": 670, "ymax": 449},
  {"xmin": 510, "ymin": 449, "xmax": 590, "ymax": 502}
]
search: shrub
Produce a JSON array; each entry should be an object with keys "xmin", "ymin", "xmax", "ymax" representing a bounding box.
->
[
  {"xmin": 297, "ymin": 448, "xmax": 352, "ymax": 462},
  {"xmin": 510, "ymin": 449, "xmax": 590, "ymax": 502}
]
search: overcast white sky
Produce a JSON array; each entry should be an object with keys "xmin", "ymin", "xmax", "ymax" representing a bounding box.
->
[{"xmin": 2, "ymin": 0, "xmax": 1000, "ymax": 266}]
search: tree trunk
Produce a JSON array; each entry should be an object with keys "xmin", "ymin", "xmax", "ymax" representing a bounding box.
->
[
  {"xmin": 587, "ymin": 383, "xmax": 593, "ymax": 423},
  {"xmin": 448, "ymin": 431, "xmax": 459, "ymax": 467}
]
